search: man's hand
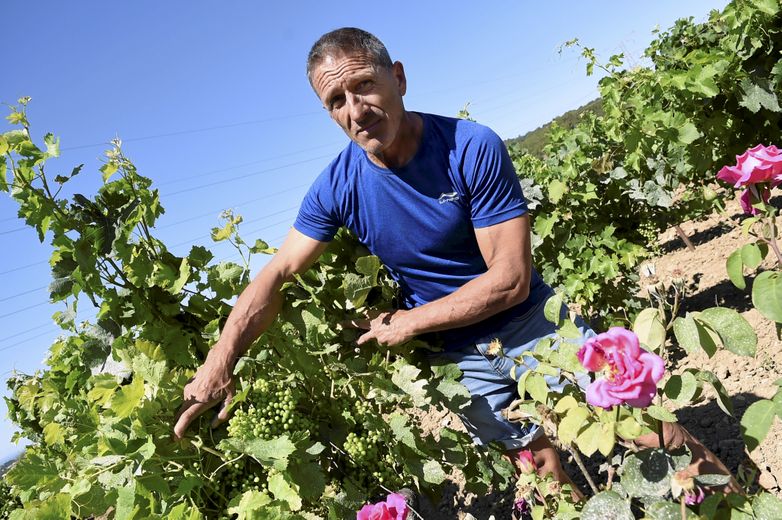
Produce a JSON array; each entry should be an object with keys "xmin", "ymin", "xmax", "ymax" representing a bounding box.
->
[
  {"xmin": 348, "ymin": 309, "xmax": 416, "ymax": 347},
  {"xmin": 173, "ymin": 348, "xmax": 236, "ymax": 440}
]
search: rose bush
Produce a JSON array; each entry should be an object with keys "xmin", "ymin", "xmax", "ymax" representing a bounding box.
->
[
  {"xmin": 577, "ymin": 327, "xmax": 665, "ymax": 409},
  {"xmin": 717, "ymin": 144, "xmax": 782, "ymax": 214},
  {"xmin": 356, "ymin": 493, "xmax": 409, "ymax": 520}
]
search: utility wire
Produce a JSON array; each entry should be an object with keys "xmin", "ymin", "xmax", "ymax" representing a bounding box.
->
[
  {"xmin": 155, "ymin": 140, "xmax": 343, "ymax": 187},
  {"xmin": 0, "ymin": 226, "xmax": 26, "ymax": 236},
  {"xmin": 173, "ymin": 212, "xmax": 298, "ymax": 250},
  {"xmin": 0, "ymin": 322, "xmax": 55, "ymax": 344},
  {"xmin": 164, "ymin": 154, "xmax": 331, "ymax": 197},
  {"xmin": 54, "ymin": 61, "xmax": 581, "ymax": 154},
  {"xmin": 0, "ymin": 329, "xmax": 59, "ymax": 353},
  {"xmin": 0, "ymin": 228, "xmax": 294, "ymax": 346},
  {"xmin": 0, "ymin": 260, "xmax": 47, "ymax": 277},
  {"xmin": 0, "ymin": 187, "xmax": 307, "ymax": 278},
  {"xmin": 0, "ymin": 285, "xmax": 47, "ymax": 303},
  {"xmin": 159, "ymin": 201, "xmax": 299, "ymax": 230},
  {"xmin": 0, "ymin": 301, "xmax": 50, "ymax": 320},
  {"xmin": 60, "ymin": 111, "xmax": 322, "ymax": 152},
  {"xmin": 0, "ymin": 313, "xmax": 98, "ymax": 354}
]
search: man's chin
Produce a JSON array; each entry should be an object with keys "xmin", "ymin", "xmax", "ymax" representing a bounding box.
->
[{"xmin": 356, "ymin": 139, "xmax": 386, "ymax": 157}]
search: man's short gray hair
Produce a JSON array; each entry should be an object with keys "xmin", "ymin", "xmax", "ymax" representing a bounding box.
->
[{"xmin": 306, "ymin": 27, "xmax": 393, "ymax": 86}]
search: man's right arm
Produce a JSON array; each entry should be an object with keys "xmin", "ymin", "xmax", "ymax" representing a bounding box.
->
[{"xmin": 173, "ymin": 228, "xmax": 328, "ymax": 439}]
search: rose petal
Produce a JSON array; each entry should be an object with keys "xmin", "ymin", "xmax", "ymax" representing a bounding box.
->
[
  {"xmin": 716, "ymin": 165, "xmax": 743, "ymax": 186},
  {"xmin": 577, "ymin": 341, "xmax": 606, "ymax": 371},
  {"xmin": 740, "ymin": 189, "xmax": 758, "ymax": 215},
  {"xmin": 385, "ymin": 493, "xmax": 409, "ymax": 520},
  {"xmin": 357, "ymin": 504, "xmax": 375, "ymax": 520},
  {"xmin": 586, "ymin": 379, "xmax": 623, "ymax": 409}
]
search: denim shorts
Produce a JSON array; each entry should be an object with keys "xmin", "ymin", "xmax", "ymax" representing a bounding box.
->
[{"xmin": 431, "ymin": 296, "xmax": 595, "ymax": 451}]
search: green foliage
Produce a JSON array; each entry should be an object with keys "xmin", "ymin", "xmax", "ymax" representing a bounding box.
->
[
  {"xmin": 620, "ymin": 448, "xmax": 690, "ymax": 499},
  {"xmin": 0, "ymin": 107, "xmax": 512, "ymax": 518},
  {"xmin": 581, "ymin": 491, "xmax": 633, "ymax": 520},
  {"xmin": 509, "ymin": 0, "xmax": 782, "ymax": 323}
]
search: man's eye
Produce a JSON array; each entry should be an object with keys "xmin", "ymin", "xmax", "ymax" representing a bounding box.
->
[
  {"xmin": 357, "ymin": 80, "xmax": 373, "ymax": 91},
  {"xmin": 329, "ymin": 95, "xmax": 345, "ymax": 111}
]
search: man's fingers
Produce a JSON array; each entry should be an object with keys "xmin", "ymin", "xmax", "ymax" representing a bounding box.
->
[
  {"xmin": 357, "ymin": 330, "xmax": 376, "ymax": 346},
  {"xmin": 343, "ymin": 318, "xmax": 371, "ymax": 330},
  {"xmin": 211, "ymin": 392, "xmax": 234, "ymax": 429},
  {"xmin": 365, "ymin": 309, "xmax": 384, "ymax": 320},
  {"xmin": 173, "ymin": 399, "xmax": 219, "ymax": 440}
]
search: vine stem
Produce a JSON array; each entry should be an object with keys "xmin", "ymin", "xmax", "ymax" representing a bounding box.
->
[
  {"xmin": 674, "ymin": 225, "xmax": 695, "ymax": 251},
  {"xmin": 566, "ymin": 444, "xmax": 599, "ymax": 495}
]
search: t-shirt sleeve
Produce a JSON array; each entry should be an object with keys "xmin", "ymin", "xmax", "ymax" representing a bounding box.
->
[
  {"xmin": 293, "ymin": 170, "xmax": 341, "ymax": 242},
  {"xmin": 461, "ymin": 125, "xmax": 528, "ymax": 228}
]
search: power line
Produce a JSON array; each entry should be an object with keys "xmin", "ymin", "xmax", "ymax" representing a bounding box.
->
[
  {"xmin": 0, "ymin": 322, "xmax": 55, "ymax": 344},
  {"xmin": 0, "ymin": 260, "xmax": 47, "ymax": 277},
  {"xmin": 172, "ymin": 210, "xmax": 300, "ymax": 249},
  {"xmin": 0, "ymin": 329, "xmax": 58, "ymax": 353},
  {"xmin": 0, "ymin": 229, "xmax": 296, "ymax": 344},
  {"xmin": 0, "ymin": 301, "xmax": 51, "ymax": 320},
  {"xmin": 155, "ymin": 140, "xmax": 343, "ymax": 187},
  {"xmin": 0, "ymin": 189, "xmax": 305, "ymax": 280},
  {"xmin": 59, "ymin": 111, "xmax": 322, "ymax": 152},
  {"xmin": 160, "ymin": 203, "xmax": 299, "ymax": 230},
  {"xmin": 0, "ymin": 226, "xmax": 26, "ymax": 236},
  {"xmin": 0, "ymin": 285, "xmax": 47, "ymax": 303},
  {"xmin": 164, "ymin": 154, "xmax": 331, "ymax": 197},
  {"xmin": 0, "ymin": 312, "xmax": 96, "ymax": 353}
]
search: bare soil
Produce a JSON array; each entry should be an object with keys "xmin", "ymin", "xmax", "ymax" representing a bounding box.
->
[{"xmin": 416, "ymin": 196, "xmax": 782, "ymax": 519}]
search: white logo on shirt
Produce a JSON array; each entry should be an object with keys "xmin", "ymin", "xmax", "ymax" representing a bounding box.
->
[{"xmin": 438, "ymin": 191, "xmax": 460, "ymax": 204}]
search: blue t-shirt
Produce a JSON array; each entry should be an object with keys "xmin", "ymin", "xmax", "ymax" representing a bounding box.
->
[{"xmin": 294, "ymin": 112, "xmax": 551, "ymax": 349}]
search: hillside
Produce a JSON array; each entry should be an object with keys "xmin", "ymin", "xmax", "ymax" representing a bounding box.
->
[{"xmin": 506, "ymin": 97, "xmax": 603, "ymax": 157}]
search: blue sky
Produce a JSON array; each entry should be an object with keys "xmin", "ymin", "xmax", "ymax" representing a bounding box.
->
[{"xmin": 0, "ymin": 1, "xmax": 729, "ymax": 462}]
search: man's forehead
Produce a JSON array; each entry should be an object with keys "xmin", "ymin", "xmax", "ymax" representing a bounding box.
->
[
  {"xmin": 312, "ymin": 52, "xmax": 379, "ymax": 92},
  {"xmin": 317, "ymin": 50, "xmax": 377, "ymax": 70}
]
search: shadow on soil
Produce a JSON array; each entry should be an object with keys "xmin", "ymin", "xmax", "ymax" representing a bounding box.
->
[
  {"xmin": 659, "ymin": 221, "xmax": 736, "ymax": 254},
  {"xmin": 681, "ymin": 277, "xmax": 754, "ymax": 314}
]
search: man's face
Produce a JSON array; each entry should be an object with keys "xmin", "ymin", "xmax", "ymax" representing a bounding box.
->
[{"xmin": 311, "ymin": 52, "xmax": 407, "ymax": 159}]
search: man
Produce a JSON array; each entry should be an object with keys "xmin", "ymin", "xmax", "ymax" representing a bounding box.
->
[{"xmin": 173, "ymin": 27, "xmax": 736, "ymax": 506}]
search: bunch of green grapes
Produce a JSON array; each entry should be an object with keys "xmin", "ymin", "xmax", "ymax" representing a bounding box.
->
[
  {"xmin": 227, "ymin": 378, "xmax": 313, "ymax": 440},
  {"xmin": 222, "ymin": 457, "xmax": 269, "ymax": 495},
  {"xmin": 638, "ymin": 220, "xmax": 660, "ymax": 250},
  {"xmin": 341, "ymin": 400, "xmax": 402, "ymax": 490}
]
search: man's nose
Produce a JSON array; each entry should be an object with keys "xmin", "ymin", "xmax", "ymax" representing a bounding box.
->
[{"xmin": 347, "ymin": 93, "xmax": 369, "ymax": 122}]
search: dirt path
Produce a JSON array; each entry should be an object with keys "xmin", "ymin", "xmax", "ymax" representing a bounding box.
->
[{"xmin": 646, "ymin": 196, "xmax": 781, "ymax": 495}]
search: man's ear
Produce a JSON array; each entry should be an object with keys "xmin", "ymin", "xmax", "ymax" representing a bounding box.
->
[{"xmin": 392, "ymin": 61, "xmax": 407, "ymax": 96}]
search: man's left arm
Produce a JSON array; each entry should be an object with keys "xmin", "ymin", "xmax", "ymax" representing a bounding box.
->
[{"xmin": 355, "ymin": 214, "xmax": 532, "ymax": 346}]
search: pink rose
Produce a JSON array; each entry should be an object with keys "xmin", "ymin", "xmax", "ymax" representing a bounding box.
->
[
  {"xmin": 357, "ymin": 503, "xmax": 392, "ymax": 520},
  {"xmin": 517, "ymin": 449, "xmax": 536, "ymax": 475},
  {"xmin": 356, "ymin": 493, "xmax": 409, "ymax": 520},
  {"xmin": 740, "ymin": 185, "xmax": 771, "ymax": 215},
  {"xmin": 717, "ymin": 144, "xmax": 782, "ymax": 188},
  {"xmin": 577, "ymin": 327, "xmax": 665, "ymax": 409}
]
